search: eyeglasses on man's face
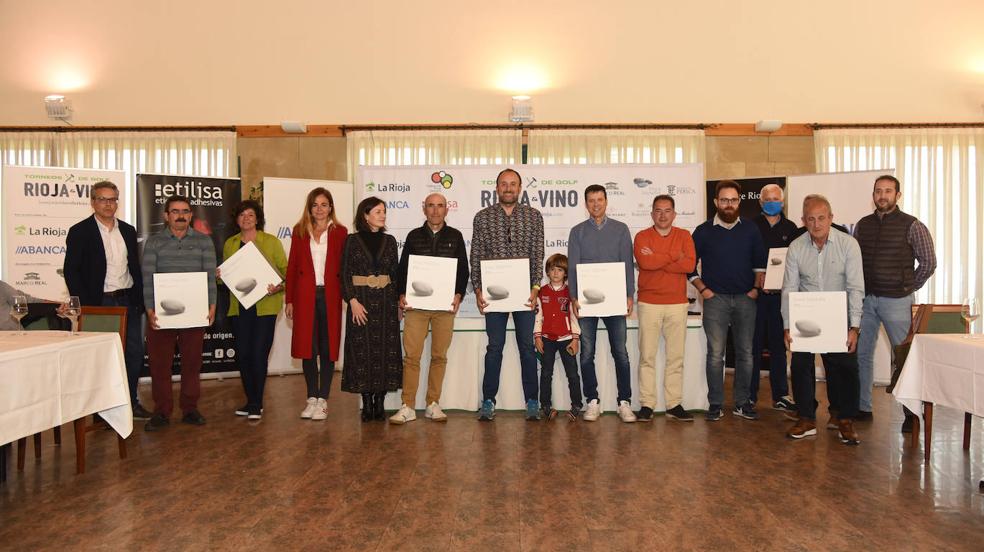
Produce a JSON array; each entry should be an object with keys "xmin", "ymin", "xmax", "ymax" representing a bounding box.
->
[
  {"xmin": 716, "ymin": 197, "xmax": 741, "ymax": 205},
  {"xmin": 93, "ymin": 196, "xmax": 119, "ymax": 204}
]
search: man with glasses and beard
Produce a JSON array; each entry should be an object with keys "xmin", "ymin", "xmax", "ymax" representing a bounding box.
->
[{"xmin": 689, "ymin": 180, "xmax": 767, "ymax": 421}]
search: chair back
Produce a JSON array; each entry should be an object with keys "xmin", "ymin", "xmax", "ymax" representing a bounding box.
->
[
  {"xmin": 78, "ymin": 306, "xmax": 128, "ymax": 343},
  {"xmin": 23, "ymin": 302, "xmax": 69, "ymax": 331}
]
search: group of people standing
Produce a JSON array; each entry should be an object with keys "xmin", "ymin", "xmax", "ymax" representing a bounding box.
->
[{"xmin": 56, "ymin": 168, "xmax": 935, "ymax": 444}]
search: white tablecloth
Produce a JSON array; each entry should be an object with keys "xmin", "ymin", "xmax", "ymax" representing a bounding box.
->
[
  {"xmin": 0, "ymin": 331, "xmax": 133, "ymax": 446},
  {"xmin": 386, "ymin": 316, "xmax": 710, "ymax": 413},
  {"xmin": 893, "ymin": 334, "xmax": 984, "ymax": 419}
]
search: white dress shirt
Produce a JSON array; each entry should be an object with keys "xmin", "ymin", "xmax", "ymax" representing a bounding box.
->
[
  {"xmin": 310, "ymin": 235, "xmax": 328, "ymax": 286},
  {"xmin": 98, "ymin": 218, "xmax": 134, "ymax": 292}
]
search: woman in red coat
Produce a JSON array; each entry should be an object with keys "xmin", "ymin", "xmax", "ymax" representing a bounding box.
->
[{"xmin": 285, "ymin": 187, "xmax": 347, "ymax": 421}]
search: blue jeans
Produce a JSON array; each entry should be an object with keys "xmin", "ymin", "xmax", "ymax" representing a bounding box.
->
[
  {"xmin": 483, "ymin": 310, "xmax": 537, "ymax": 403},
  {"xmin": 703, "ymin": 293, "xmax": 756, "ymax": 409},
  {"xmin": 857, "ymin": 294, "xmax": 913, "ymax": 412},
  {"xmin": 751, "ymin": 292, "xmax": 789, "ymax": 402},
  {"xmin": 101, "ymin": 293, "xmax": 145, "ymax": 405},
  {"xmin": 579, "ymin": 315, "xmax": 632, "ymax": 403}
]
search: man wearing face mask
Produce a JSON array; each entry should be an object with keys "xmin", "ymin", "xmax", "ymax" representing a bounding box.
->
[{"xmin": 750, "ymin": 184, "xmax": 797, "ymax": 412}]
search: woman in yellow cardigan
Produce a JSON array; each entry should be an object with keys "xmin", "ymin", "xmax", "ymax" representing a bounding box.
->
[{"xmin": 219, "ymin": 200, "xmax": 287, "ymax": 420}]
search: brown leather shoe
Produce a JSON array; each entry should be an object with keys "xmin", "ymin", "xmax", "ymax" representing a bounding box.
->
[
  {"xmin": 786, "ymin": 418, "xmax": 817, "ymax": 439},
  {"xmin": 837, "ymin": 418, "xmax": 860, "ymax": 445}
]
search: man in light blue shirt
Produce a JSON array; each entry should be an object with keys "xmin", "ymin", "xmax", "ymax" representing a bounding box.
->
[
  {"xmin": 568, "ymin": 183, "xmax": 636, "ymax": 423},
  {"xmin": 781, "ymin": 194, "xmax": 864, "ymax": 445}
]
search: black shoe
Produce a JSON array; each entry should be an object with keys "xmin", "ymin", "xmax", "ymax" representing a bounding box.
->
[
  {"xmin": 144, "ymin": 413, "xmax": 169, "ymax": 432},
  {"xmin": 666, "ymin": 404, "xmax": 694, "ymax": 422},
  {"xmin": 637, "ymin": 406, "xmax": 654, "ymax": 422},
  {"xmin": 855, "ymin": 410, "xmax": 873, "ymax": 422},
  {"xmin": 373, "ymin": 393, "xmax": 387, "ymax": 421},
  {"xmin": 901, "ymin": 414, "xmax": 915, "ymax": 434},
  {"xmin": 132, "ymin": 403, "xmax": 152, "ymax": 421},
  {"xmin": 361, "ymin": 394, "xmax": 373, "ymax": 422},
  {"xmin": 234, "ymin": 404, "xmax": 249, "ymax": 417},
  {"xmin": 181, "ymin": 410, "xmax": 206, "ymax": 426},
  {"xmin": 247, "ymin": 406, "xmax": 262, "ymax": 420}
]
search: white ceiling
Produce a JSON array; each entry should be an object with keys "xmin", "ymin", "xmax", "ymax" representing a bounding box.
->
[{"xmin": 1, "ymin": 0, "xmax": 982, "ymax": 125}]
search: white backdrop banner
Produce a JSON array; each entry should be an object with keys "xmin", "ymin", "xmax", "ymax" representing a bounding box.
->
[
  {"xmin": 263, "ymin": 177, "xmax": 354, "ymax": 374},
  {"xmin": 1, "ymin": 165, "xmax": 126, "ymax": 300},
  {"xmin": 787, "ymin": 170, "xmax": 894, "ymax": 234},
  {"xmin": 359, "ymin": 164, "xmax": 705, "ymax": 318}
]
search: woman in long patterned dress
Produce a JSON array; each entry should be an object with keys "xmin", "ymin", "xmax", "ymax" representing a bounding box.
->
[{"xmin": 341, "ymin": 196, "xmax": 403, "ymax": 421}]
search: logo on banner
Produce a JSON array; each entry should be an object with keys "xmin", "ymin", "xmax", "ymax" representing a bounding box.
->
[
  {"xmin": 603, "ymin": 182, "xmax": 625, "ymax": 196},
  {"xmin": 153, "ymin": 180, "xmax": 224, "ymax": 206},
  {"xmin": 15, "ymin": 272, "xmax": 45, "ymax": 286},
  {"xmin": 667, "ymin": 184, "xmax": 695, "ymax": 196},
  {"xmin": 387, "ymin": 200, "xmax": 411, "ymax": 209},
  {"xmin": 634, "ymin": 178, "xmax": 653, "ymax": 188},
  {"xmin": 15, "ymin": 244, "xmax": 66, "ymax": 255},
  {"xmin": 276, "ymin": 226, "xmax": 293, "ymax": 240},
  {"xmin": 430, "ymin": 171, "xmax": 454, "ymax": 190},
  {"xmin": 14, "ymin": 225, "xmax": 66, "ymax": 237}
]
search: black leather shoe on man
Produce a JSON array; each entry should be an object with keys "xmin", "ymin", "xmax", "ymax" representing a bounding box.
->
[
  {"xmin": 144, "ymin": 413, "xmax": 169, "ymax": 432},
  {"xmin": 181, "ymin": 410, "xmax": 206, "ymax": 426}
]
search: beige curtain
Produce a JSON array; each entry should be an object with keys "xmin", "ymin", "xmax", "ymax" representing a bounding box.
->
[
  {"xmin": 815, "ymin": 128, "xmax": 984, "ymax": 312},
  {"xmin": 527, "ymin": 128, "xmax": 705, "ymax": 165},
  {"xmin": 0, "ymin": 130, "xmax": 238, "ymax": 220},
  {"xmin": 346, "ymin": 129, "xmax": 523, "ymax": 188}
]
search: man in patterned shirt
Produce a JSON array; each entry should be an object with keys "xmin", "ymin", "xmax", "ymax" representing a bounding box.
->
[{"xmin": 470, "ymin": 168, "xmax": 545, "ymax": 421}]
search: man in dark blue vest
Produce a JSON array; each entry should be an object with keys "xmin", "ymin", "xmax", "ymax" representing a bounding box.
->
[{"xmin": 853, "ymin": 175, "xmax": 936, "ymax": 430}]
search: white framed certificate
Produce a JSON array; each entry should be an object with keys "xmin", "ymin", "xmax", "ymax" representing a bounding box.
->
[
  {"xmin": 480, "ymin": 258, "xmax": 531, "ymax": 313},
  {"xmin": 406, "ymin": 254, "xmax": 457, "ymax": 311},
  {"xmin": 576, "ymin": 262, "xmax": 628, "ymax": 317},
  {"xmin": 763, "ymin": 247, "xmax": 788, "ymax": 290},
  {"xmin": 788, "ymin": 291, "xmax": 848, "ymax": 353},
  {"xmin": 217, "ymin": 241, "xmax": 283, "ymax": 310},
  {"xmin": 153, "ymin": 272, "xmax": 210, "ymax": 329}
]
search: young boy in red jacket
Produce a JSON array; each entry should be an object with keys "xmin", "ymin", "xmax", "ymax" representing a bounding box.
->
[{"xmin": 534, "ymin": 253, "xmax": 582, "ymax": 420}]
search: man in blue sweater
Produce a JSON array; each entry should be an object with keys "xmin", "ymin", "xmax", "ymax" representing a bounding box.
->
[
  {"xmin": 568, "ymin": 184, "xmax": 637, "ymax": 423},
  {"xmin": 689, "ymin": 180, "xmax": 767, "ymax": 421}
]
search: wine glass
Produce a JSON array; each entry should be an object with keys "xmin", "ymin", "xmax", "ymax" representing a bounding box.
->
[
  {"xmin": 961, "ymin": 297, "xmax": 980, "ymax": 337},
  {"xmin": 65, "ymin": 296, "xmax": 82, "ymax": 335},
  {"xmin": 10, "ymin": 295, "xmax": 29, "ymax": 335}
]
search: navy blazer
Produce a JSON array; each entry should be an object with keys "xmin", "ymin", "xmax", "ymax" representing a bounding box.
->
[{"xmin": 63, "ymin": 214, "xmax": 145, "ymax": 310}]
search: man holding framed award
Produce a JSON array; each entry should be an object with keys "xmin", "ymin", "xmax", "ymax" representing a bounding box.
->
[
  {"xmin": 141, "ymin": 194, "xmax": 217, "ymax": 432},
  {"xmin": 781, "ymin": 194, "xmax": 865, "ymax": 444},
  {"xmin": 568, "ymin": 184, "xmax": 637, "ymax": 423},
  {"xmin": 391, "ymin": 193, "xmax": 469, "ymax": 424},
  {"xmin": 470, "ymin": 169, "xmax": 544, "ymax": 421}
]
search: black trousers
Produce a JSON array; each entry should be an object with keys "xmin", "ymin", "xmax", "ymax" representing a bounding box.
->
[
  {"xmin": 791, "ymin": 351, "xmax": 859, "ymax": 420},
  {"xmin": 538, "ymin": 338, "xmax": 583, "ymax": 410},
  {"xmin": 231, "ymin": 306, "xmax": 277, "ymax": 409},
  {"xmin": 303, "ymin": 286, "xmax": 334, "ymax": 399}
]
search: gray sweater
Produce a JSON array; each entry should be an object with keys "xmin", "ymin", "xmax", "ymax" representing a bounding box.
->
[
  {"xmin": 567, "ymin": 216, "xmax": 635, "ymax": 298},
  {"xmin": 0, "ymin": 281, "xmax": 43, "ymax": 331},
  {"xmin": 141, "ymin": 227, "xmax": 217, "ymax": 308}
]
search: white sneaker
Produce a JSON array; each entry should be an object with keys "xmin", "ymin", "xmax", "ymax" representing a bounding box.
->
[
  {"xmin": 311, "ymin": 398, "xmax": 328, "ymax": 421},
  {"xmin": 300, "ymin": 397, "xmax": 317, "ymax": 419},
  {"xmin": 617, "ymin": 400, "xmax": 637, "ymax": 423},
  {"xmin": 389, "ymin": 404, "xmax": 417, "ymax": 425},
  {"xmin": 583, "ymin": 399, "xmax": 601, "ymax": 422},
  {"xmin": 425, "ymin": 402, "xmax": 448, "ymax": 422}
]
